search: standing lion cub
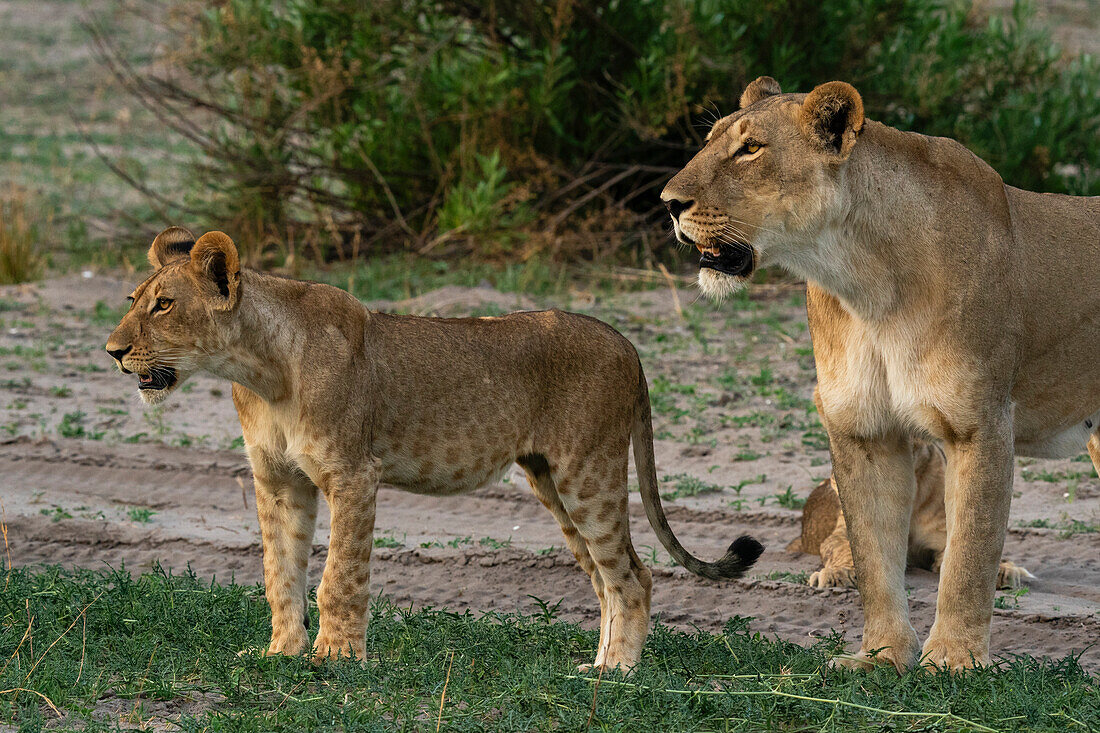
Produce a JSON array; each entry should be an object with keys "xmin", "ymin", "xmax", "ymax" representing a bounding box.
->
[{"xmin": 104, "ymin": 227, "xmax": 762, "ymax": 671}]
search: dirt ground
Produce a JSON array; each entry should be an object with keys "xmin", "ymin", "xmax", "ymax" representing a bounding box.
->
[{"xmin": 2, "ymin": 273, "xmax": 1098, "ymax": 671}]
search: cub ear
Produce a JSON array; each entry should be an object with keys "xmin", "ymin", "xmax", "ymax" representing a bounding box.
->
[
  {"xmin": 799, "ymin": 81, "xmax": 864, "ymax": 158},
  {"xmin": 148, "ymin": 226, "xmax": 196, "ymax": 269},
  {"xmin": 739, "ymin": 76, "xmax": 782, "ymax": 109},
  {"xmin": 190, "ymin": 231, "xmax": 241, "ymax": 310}
]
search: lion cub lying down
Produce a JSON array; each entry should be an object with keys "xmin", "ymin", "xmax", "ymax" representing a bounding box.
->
[
  {"xmin": 790, "ymin": 440, "xmax": 1034, "ymax": 590},
  {"xmin": 105, "ymin": 227, "xmax": 763, "ymax": 671}
]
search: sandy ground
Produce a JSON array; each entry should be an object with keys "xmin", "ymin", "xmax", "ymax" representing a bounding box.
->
[{"xmin": 1, "ymin": 273, "xmax": 1098, "ymax": 672}]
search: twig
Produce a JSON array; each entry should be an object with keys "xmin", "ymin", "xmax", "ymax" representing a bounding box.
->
[
  {"xmin": 585, "ymin": 661, "xmax": 605, "ymax": 729},
  {"xmin": 563, "ymin": 676, "xmax": 1000, "ymax": 733},
  {"xmin": 0, "ymin": 613, "xmax": 34, "ymax": 680},
  {"xmin": 237, "ymin": 476, "xmax": 249, "ymax": 510},
  {"xmin": 1, "ymin": 498, "xmax": 10, "ymax": 590},
  {"xmin": 75, "ymin": 615, "xmax": 87, "ymax": 686},
  {"xmin": 0, "ymin": 688, "xmax": 62, "ymax": 717},
  {"xmin": 23, "ymin": 590, "xmax": 105, "ymax": 685},
  {"xmin": 436, "ymin": 651, "xmax": 455, "ymax": 732},
  {"xmin": 657, "ymin": 263, "xmax": 685, "ymax": 321}
]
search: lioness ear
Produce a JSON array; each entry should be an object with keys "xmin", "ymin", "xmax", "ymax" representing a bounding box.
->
[
  {"xmin": 739, "ymin": 76, "xmax": 781, "ymax": 108},
  {"xmin": 800, "ymin": 81, "xmax": 864, "ymax": 158},
  {"xmin": 148, "ymin": 226, "xmax": 196, "ymax": 269},
  {"xmin": 190, "ymin": 231, "xmax": 241, "ymax": 310}
]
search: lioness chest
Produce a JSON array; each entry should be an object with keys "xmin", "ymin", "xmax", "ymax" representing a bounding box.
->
[{"xmin": 816, "ymin": 311, "xmax": 1100, "ymax": 455}]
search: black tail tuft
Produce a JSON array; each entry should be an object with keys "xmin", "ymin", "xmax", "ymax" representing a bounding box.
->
[
  {"xmin": 693, "ymin": 535, "xmax": 765, "ymax": 580},
  {"xmin": 731, "ymin": 535, "xmax": 764, "ymax": 566}
]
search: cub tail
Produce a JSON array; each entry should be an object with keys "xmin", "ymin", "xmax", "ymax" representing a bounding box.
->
[{"xmin": 631, "ymin": 362, "xmax": 764, "ymax": 579}]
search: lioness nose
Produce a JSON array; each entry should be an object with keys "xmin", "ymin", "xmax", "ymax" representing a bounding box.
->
[
  {"xmin": 665, "ymin": 198, "xmax": 692, "ymax": 220},
  {"xmin": 107, "ymin": 345, "xmax": 132, "ymax": 362}
]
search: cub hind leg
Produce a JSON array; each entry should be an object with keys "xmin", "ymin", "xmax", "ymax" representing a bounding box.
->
[
  {"xmin": 518, "ymin": 454, "xmax": 610, "ymax": 666},
  {"xmin": 524, "ymin": 449, "xmax": 652, "ymax": 672}
]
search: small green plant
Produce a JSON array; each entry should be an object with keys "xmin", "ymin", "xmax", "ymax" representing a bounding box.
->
[
  {"xmin": 773, "ymin": 486, "xmax": 806, "ymax": 510},
  {"xmin": 478, "ymin": 536, "xmax": 512, "ymax": 549},
  {"xmin": 660, "ymin": 473, "xmax": 723, "ymax": 501},
  {"xmin": 39, "ymin": 505, "xmax": 72, "ymax": 522},
  {"xmin": 759, "ymin": 570, "xmax": 809, "ymax": 585},
  {"xmin": 994, "ymin": 587, "xmax": 1030, "ymax": 609},
  {"xmin": 49, "ymin": 385, "xmax": 72, "ymax": 398},
  {"xmin": 126, "ymin": 507, "xmax": 156, "ymax": 524},
  {"xmin": 447, "ymin": 536, "xmax": 473, "ymax": 548},
  {"xmin": 436, "ymin": 150, "xmax": 530, "ymax": 241},
  {"xmin": 58, "ymin": 410, "xmax": 87, "ymax": 438},
  {"xmin": 373, "ymin": 534, "xmax": 403, "ymax": 549}
]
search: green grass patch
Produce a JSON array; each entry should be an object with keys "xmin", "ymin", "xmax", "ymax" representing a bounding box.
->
[{"xmin": 0, "ymin": 567, "xmax": 1097, "ymax": 730}]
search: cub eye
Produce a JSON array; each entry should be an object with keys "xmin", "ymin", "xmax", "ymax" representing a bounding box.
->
[{"xmin": 153, "ymin": 297, "xmax": 174, "ymax": 313}]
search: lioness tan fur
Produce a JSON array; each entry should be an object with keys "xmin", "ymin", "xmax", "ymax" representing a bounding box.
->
[
  {"xmin": 104, "ymin": 228, "xmax": 762, "ymax": 671},
  {"xmin": 789, "ymin": 438, "xmax": 1034, "ymax": 591},
  {"xmin": 661, "ymin": 76, "xmax": 1100, "ymax": 670}
]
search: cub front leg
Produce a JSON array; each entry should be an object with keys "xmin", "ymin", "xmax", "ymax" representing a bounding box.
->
[
  {"xmin": 313, "ymin": 456, "xmax": 381, "ymax": 662},
  {"xmin": 808, "ymin": 515, "xmax": 857, "ymax": 589},
  {"xmin": 252, "ymin": 458, "xmax": 319, "ymax": 656},
  {"xmin": 828, "ymin": 431, "xmax": 920, "ymax": 672},
  {"xmin": 923, "ymin": 424, "xmax": 1014, "ymax": 670}
]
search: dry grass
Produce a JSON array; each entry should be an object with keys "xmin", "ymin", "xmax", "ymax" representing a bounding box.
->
[{"xmin": 0, "ymin": 187, "xmax": 44, "ymax": 285}]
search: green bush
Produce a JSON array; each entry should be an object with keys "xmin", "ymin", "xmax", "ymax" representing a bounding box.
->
[{"xmin": 101, "ymin": 0, "xmax": 1100, "ymax": 263}]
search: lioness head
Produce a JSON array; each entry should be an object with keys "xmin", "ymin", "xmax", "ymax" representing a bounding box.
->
[
  {"xmin": 661, "ymin": 77, "xmax": 864, "ymax": 300},
  {"xmin": 105, "ymin": 227, "xmax": 241, "ymax": 404}
]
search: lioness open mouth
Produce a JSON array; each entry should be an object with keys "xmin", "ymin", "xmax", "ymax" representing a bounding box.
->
[
  {"xmin": 137, "ymin": 367, "xmax": 178, "ymax": 392},
  {"xmin": 699, "ymin": 242, "xmax": 755, "ymax": 278}
]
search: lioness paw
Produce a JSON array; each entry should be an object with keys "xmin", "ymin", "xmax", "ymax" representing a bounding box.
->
[
  {"xmin": 996, "ymin": 561, "xmax": 1035, "ymax": 590},
  {"xmin": 921, "ymin": 638, "xmax": 990, "ymax": 671},
  {"xmin": 808, "ymin": 566, "xmax": 856, "ymax": 589},
  {"xmin": 829, "ymin": 645, "xmax": 915, "ymax": 674}
]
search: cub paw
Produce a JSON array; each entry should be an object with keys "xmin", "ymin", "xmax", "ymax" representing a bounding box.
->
[
  {"xmin": 311, "ymin": 636, "xmax": 365, "ymax": 664},
  {"xmin": 577, "ymin": 660, "xmax": 633, "ymax": 675},
  {"xmin": 808, "ymin": 566, "xmax": 856, "ymax": 589},
  {"xmin": 996, "ymin": 561, "xmax": 1035, "ymax": 590},
  {"xmin": 238, "ymin": 630, "xmax": 309, "ymax": 658}
]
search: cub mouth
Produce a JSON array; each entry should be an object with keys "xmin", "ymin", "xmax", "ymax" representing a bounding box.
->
[
  {"xmin": 699, "ymin": 242, "xmax": 755, "ymax": 278},
  {"xmin": 137, "ymin": 367, "xmax": 178, "ymax": 392}
]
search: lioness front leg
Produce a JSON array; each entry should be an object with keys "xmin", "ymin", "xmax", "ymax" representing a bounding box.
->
[
  {"xmin": 252, "ymin": 454, "xmax": 319, "ymax": 656},
  {"xmin": 829, "ymin": 431, "xmax": 920, "ymax": 672},
  {"xmin": 923, "ymin": 425, "xmax": 1014, "ymax": 670},
  {"xmin": 313, "ymin": 457, "xmax": 381, "ymax": 662}
]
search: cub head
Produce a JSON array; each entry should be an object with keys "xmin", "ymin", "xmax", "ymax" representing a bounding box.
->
[
  {"xmin": 661, "ymin": 77, "xmax": 864, "ymax": 300},
  {"xmin": 105, "ymin": 227, "xmax": 241, "ymax": 405}
]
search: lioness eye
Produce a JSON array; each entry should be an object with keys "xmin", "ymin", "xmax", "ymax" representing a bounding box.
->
[
  {"xmin": 155, "ymin": 297, "xmax": 173, "ymax": 312},
  {"xmin": 744, "ymin": 143, "xmax": 761, "ymax": 154}
]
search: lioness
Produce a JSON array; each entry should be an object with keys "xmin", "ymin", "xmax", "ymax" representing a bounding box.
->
[
  {"xmin": 661, "ymin": 76, "xmax": 1100, "ymax": 670},
  {"xmin": 790, "ymin": 439, "xmax": 1034, "ymax": 591},
  {"xmin": 104, "ymin": 228, "xmax": 763, "ymax": 671}
]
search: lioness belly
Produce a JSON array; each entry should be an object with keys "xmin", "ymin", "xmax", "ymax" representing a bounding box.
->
[{"xmin": 1012, "ymin": 406, "xmax": 1100, "ymax": 459}]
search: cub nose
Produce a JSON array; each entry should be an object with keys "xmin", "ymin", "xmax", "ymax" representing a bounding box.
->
[
  {"xmin": 665, "ymin": 198, "xmax": 693, "ymax": 221},
  {"xmin": 107, "ymin": 345, "xmax": 132, "ymax": 362}
]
